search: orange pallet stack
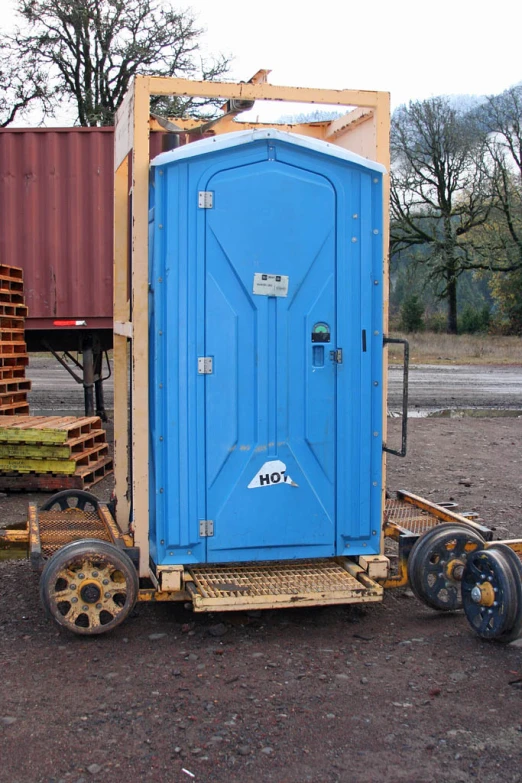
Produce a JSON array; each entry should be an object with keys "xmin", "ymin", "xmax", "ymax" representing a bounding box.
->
[{"xmin": 0, "ymin": 264, "xmax": 30, "ymax": 415}]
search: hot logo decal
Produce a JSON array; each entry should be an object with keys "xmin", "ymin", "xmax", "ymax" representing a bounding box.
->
[{"xmin": 248, "ymin": 460, "xmax": 298, "ymax": 489}]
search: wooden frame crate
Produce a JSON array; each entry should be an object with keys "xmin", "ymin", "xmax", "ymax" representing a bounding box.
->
[{"xmin": 114, "ymin": 72, "xmax": 390, "ymax": 576}]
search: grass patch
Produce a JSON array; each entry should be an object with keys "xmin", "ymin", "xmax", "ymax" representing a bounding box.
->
[{"xmin": 387, "ymin": 333, "xmax": 522, "ymax": 365}]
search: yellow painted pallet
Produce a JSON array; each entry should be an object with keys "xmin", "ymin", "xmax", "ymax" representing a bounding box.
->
[
  {"xmin": 0, "ymin": 456, "xmax": 114, "ymax": 491},
  {"xmin": 0, "ymin": 442, "xmax": 109, "ymax": 475},
  {"xmin": 0, "ymin": 416, "xmax": 102, "ymax": 444},
  {"xmin": 0, "ymin": 429, "xmax": 106, "ymax": 460}
]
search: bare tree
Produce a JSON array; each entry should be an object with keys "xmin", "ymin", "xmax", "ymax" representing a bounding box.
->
[
  {"xmin": 470, "ymin": 85, "xmax": 522, "ymax": 333},
  {"xmin": 0, "ymin": 42, "xmax": 50, "ymax": 126},
  {"xmin": 390, "ymin": 97, "xmax": 492, "ymax": 333},
  {"xmin": 6, "ymin": 0, "xmax": 230, "ymax": 126},
  {"xmin": 478, "ymin": 86, "xmax": 522, "ymax": 270}
]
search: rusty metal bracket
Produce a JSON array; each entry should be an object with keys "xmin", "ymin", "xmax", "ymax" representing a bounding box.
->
[{"xmin": 396, "ymin": 490, "xmax": 492, "ymax": 540}]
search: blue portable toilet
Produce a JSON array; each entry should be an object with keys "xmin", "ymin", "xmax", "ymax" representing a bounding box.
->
[{"xmin": 148, "ymin": 129, "xmax": 385, "ymax": 569}]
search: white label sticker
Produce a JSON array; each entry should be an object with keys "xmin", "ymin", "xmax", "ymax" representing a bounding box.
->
[
  {"xmin": 248, "ymin": 459, "xmax": 298, "ymax": 489},
  {"xmin": 253, "ymin": 273, "xmax": 289, "ymax": 297}
]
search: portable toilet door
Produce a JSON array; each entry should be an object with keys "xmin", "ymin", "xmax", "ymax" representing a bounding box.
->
[{"xmin": 149, "ymin": 129, "xmax": 385, "ymax": 568}]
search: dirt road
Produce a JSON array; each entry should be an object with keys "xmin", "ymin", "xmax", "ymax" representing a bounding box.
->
[
  {"xmin": 26, "ymin": 355, "xmax": 522, "ymax": 415},
  {"xmin": 388, "ymin": 364, "xmax": 522, "ymax": 412}
]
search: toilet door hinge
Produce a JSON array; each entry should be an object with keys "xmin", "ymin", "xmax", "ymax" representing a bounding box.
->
[
  {"xmin": 198, "ymin": 191, "xmax": 213, "ymax": 208},
  {"xmin": 198, "ymin": 357, "xmax": 213, "ymax": 374},
  {"xmin": 199, "ymin": 520, "xmax": 214, "ymax": 537},
  {"xmin": 330, "ymin": 348, "xmax": 343, "ymax": 364}
]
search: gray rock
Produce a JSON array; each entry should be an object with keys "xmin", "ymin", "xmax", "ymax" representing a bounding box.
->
[
  {"xmin": 87, "ymin": 765, "xmax": 102, "ymax": 775},
  {"xmin": 0, "ymin": 717, "xmax": 17, "ymax": 725},
  {"xmin": 208, "ymin": 623, "xmax": 227, "ymax": 638},
  {"xmin": 148, "ymin": 633, "xmax": 167, "ymax": 641},
  {"xmin": 261, "ymin": 747, "xmax": 273, "ymax": 755},
  {"xmin": 238, "ymin": 746, "xmax": 251, "ymax": 756},
  {"xmin": 449, "ymin": 671, "xmax": 467, "ymax": 683}
]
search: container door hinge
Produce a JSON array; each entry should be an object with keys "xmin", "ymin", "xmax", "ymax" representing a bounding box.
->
[
  {"xmin": 198, "ymin": 357, "xmax": 213, "ymax": 374},
  {"xmin": 198, "ymin": 191, "xmax": 213, "ymax": 208},
  {"xmin": 199, "ymin": 520, "xmax": 214, "ymax": 537},
  {"xmin": 330, "ymin": 348, "xmax": 343, "ymax": 364}
]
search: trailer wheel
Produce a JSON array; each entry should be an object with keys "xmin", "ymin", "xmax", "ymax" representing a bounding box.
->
[
  {"xmin": 40, "ymin": 539, "xmax": 138, "ymax": 636},
  {"xmin": 408, "ymin": 523, "xmax": 485, "ymax": 611},
  {"xmin": 40, "ymin": 490, "xmax": 100, "ymax": 513},
  {"xmin": 462, "ymin": 545, "xmax": 522, "ymax": 642}
]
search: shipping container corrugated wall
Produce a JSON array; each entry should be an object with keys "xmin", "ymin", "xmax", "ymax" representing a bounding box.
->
[
  {"xmin": 0, "ymin": 128, "xmax": 115, "ymax": 330},
  {"xmin": 0, "ymin": 127, "xmax": 230, "ymax": 336}
]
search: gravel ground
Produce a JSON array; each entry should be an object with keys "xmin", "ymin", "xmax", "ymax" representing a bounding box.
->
[{"xmin": 1, "ymin": 413, "xmax": 522, "ymax": 782}]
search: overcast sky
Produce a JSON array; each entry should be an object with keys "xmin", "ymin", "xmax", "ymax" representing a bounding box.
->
[{"xmin": 2, "ymin": 0, "xmax": 521, "ymax": 123}]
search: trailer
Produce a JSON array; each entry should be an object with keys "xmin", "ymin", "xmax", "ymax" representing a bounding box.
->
[
  {"xmin": 2, "ymin": 73, "xmax": 521, "ymax": 640},
  {"xmin": 0, "ymin": 128, "xmax": 165, "ymax": 418}
]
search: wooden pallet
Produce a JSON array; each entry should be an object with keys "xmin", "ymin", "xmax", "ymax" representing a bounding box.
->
[
  {"xmin": 0, "ymin": 402, "xmax": 29, "ymax": 415},
  {"xmin": 0, "ymin": 342, "xmax": 27, "ymax": 355},
  {"xmin": 0, "ymin": 264, "xmax": 30, "ymax": 416},
  {"xmin": 0, "ymin": 303, "xmax": 28, "ymax": 318},
  {"xmin": 0, "ymin": 317, "xmax": 25, "ymax": 330},
  {"xmin": 0, "ymin": 355, "xmax": 29, "ymax": 367},
  {"xmin": 0, "ymin": 367, "xmax": 26, "ymax": 381},
  {"xmin": 0, "ymin": 429, "xmax": 105, "ymax": 459},
  {"xmin": 0, "ymin": 416, "xmax": 102, "ymax": 443},
  {"xmin": 0, "ymin": 391, "xmax": 31, "ymax": 406},
  {"xmin": 0, "ymin": 264, "xmax": 23, "ymax": 281},
  {"xmin": 0, "ymin": 457, "xmax": 114, "ymax": 491},
  {"xmin": 0, "ymin": 276, "xmax": 24, "ymax": 294},
  {"xmin": 0, "ymin": 442, "xmax": 110, "ymax": 475},
  {"xmin": 0, "ymin": 290, "xmax": 24, "ymax": 305},
  {"xmin": 0, "ymin": 380, "xmax": 32, "ymax": 395},
  {"xmin": 0, "ymin": 329, "xmax": 25, "ymax": 343}
]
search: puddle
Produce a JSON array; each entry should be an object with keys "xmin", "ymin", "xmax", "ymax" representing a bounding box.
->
[
  {"xmin": 389, "ymin": 408, "xmax": 522, "ymax": 419},
  {"xmin": 428, "ymin": 408, "xmax": 522, "ymax": 419}
]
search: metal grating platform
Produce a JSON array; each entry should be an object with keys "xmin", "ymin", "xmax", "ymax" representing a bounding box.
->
[
  {"xmin": 38, "ymin": 509, "xmax": 112, "ymax": 557},
  {"xmin": 385, "ymin": 499, "xmax": 442, "ymax": 535},
  {"xmin": 188, "ymin": 559, "xmax": 383, "ymax": 612}
]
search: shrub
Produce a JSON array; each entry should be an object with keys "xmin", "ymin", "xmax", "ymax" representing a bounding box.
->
[
  {"xmin": 399, "ymin": 294, "xmax": 424, "ymax": 332},
  {"xmin": 459, "ymin": 304, "xmax": 491, "ymax": 334},
  {"xmin": 424, "ymin": 312, "xmax": 447, "ymax": 333}
]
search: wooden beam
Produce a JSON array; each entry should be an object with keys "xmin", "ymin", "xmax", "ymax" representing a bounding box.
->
[
  {"xmin": 113, "ymin": 156, "xmax": 131, "ymax": 531},
  {"xmin": 148, "ymin": 76, "xmax": 381, "ymax": 108},
  {"xmin": 131, "ymin": 76, "xmax": 152, "ymax": 576},
  {"xmin": 375, "ymin": 92, "xmax": 391, "ymax": 556},
  {"xmin": 325, "ymin": 108, "xmax": 374, "ymax": 140}
]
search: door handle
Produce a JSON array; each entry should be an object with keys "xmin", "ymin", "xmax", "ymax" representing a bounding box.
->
[{"xmin": 383, "ymin": 336, "xmax": 409, "ymax": 457}]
